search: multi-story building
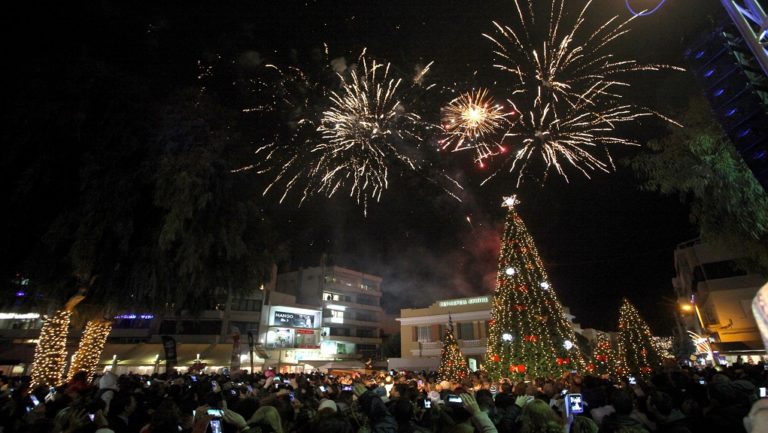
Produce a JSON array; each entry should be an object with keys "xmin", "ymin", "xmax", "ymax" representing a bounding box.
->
[
  {"xmin": 0, "ymin": 269, "xmax": 275, "ymax": 375},
  {"xmin": 276, "ymin": 265, "xmax": 384, "ymax": 360},
  {"xmin": 672, "ymin": 238, "xmax": 767, "ymax": 363}
]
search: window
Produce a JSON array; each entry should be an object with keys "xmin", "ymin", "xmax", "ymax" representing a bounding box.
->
[
  {"xmin": 459, "ymin": 323, "xmax": 474, "ymax": 340},
  {"xmin": 357, "ymin": 295, "xmax": 378, "ymax": 306},
  {"xmin": 330, "ymin": 327, "xmax": 350, "ymax": 336},
  {"xmin": 331, "ymin": 310, "xmax": 344, "ymax": 321},
  {"xmin": 229, "ymin": 321, "xmax": 259, "ymax": 334},
  {"xmin": 354, "ymin": 312, "xmax": 376, "ymax": 322},
  {"xmin": 231, "ymin": 298, "xmax": 262, "ymax": 312},
  {"xmin": 323, "ymin": 292, "xmax": 351, "ymax": 302},
  {"xmin": 417, "ymin": 326, "xmax": 431, "ymax": 342},
  {"xmin": 362, "ymin": 279, "xmax": 378, "ymax": 291},
  {"xmin": 357, "ymin": 344, "xmax": 379, "ymax": 358},
  {"xmin": 159, "ymin": 320, "xmax": 222, "ymax": 335},
  {"xmin": 357, "ymin": 329, "xmax": 375, "ymax": 338}
]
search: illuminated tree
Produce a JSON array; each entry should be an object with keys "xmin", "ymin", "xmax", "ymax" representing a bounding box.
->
[
  {"xmin": 486, "ymin": 196, "xmax": 584, "ymax": 380},
  {"xmin": 591, "ymin": 332, "xmax": 625, "ymax": 377},
  {"xmin": 617, "ymin": 298, "xmax": 663, "ymax": 377},
  {"xmin": 67, "ymin": 320, "xmax": 113, "ymax": 382},
  {"xmin": 30, "ymin": 293, "xmax": 85, "ymax": 387},
  {"xmin": 30, "ymin": 311, "xmax": 72, "ymax": 386},
  {"xmin": 438, "ymin": 316, "xmax": 469, "ymax": 383}
]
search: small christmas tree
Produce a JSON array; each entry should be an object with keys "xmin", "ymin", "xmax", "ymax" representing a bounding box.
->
[
  {"xmin": 617, "ymin": 298, "xmax": 663, "ymax": 377},
  {"xmin": 438, "ymin": 315, "xmax": 469, "ymax": 383},
  {"xmin": 591, "ymin": 332, "xmax": 625, "ymax": 377},
  {"xmin": 486, "ymin": 196, "xmax": 584, "ymax": 380}
]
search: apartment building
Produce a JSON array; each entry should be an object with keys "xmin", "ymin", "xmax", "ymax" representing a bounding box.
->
[{"xmin": 276, "ymin": 265, "xmax": 384, "ymax": 360}]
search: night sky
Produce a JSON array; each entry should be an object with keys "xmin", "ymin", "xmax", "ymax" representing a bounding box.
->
[{"xmin": 4, "ymin": 1, "xmax": 730, "ymax": 333}]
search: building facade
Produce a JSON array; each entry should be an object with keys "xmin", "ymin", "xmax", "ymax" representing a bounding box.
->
[
  {"xmin": 391, "ymin": 295, "xmax": 594, "ymax": 372},
  {"xmin": 673, "ymin": 238, "xmax": 768, "ymax": 363},
  {"xmin": 275, "ymin": 266, "xmax": 385, "ymax": 360},
  {"xmin": 392, "ymin": 295, "xmax": 492, "ymax": 372}
]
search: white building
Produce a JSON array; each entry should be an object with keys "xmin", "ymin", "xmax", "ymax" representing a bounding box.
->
[{"xmin": 276, "ymin": 265, "xmax": 385, "ymax": 360}]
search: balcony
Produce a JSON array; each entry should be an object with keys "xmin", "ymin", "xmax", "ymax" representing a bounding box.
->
[
  {"xmin": 324, "ymin": 335, "xmax": 382, "ymax": 345},
  {"xmin": 322, "ymin": 317, "xmax": 379, "ymax": 327}
]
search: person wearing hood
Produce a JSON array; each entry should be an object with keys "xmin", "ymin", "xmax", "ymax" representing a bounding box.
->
[
  {"xmin": 598, "ymin": 390, "xmax": 649, "ymax": 433},
  {"xmin": 647, "ymin": 391, "xmax": 691, "ymax": 433},
  {"xmin": 353, "ymin": 382, "xmax": 397, "ymax": 433},
  {"xmin": 700, "ymin": 375, "xmax": 750, "ymax": 433}
]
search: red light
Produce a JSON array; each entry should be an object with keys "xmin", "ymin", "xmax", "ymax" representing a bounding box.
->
[{"xmin": 500, "ymin": 146, "xmax": 507, "ymax": 153}]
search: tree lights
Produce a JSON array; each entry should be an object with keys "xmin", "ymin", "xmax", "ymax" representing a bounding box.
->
[
  {"xmin": 592, "ymin": 332, "xmax": 626, "ymax": 377},
  {"xmin": 486, "ymin": 196, "xmax": 584, "ymax": 380},
  {"xmin": 30, "ymin": 311, "xmax": 72, "ymax": 386},
  {"xmin": 438, "ymin": 316, "xmax": 469, "ymax": 383},
  {"xmin": 67, "ymin": 320, "xmax": 113, "ymax": 382},
  {"xmin": 617, "ymin": 298, "xmax": 663, "ymax": 377}
]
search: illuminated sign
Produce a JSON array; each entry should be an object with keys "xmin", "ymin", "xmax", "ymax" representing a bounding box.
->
[
  {"xmin": 114, "ymin": 314, "xmax": 154, "ymax": 320},
  {"xmin": 438, "ymin": 296, "xmax": 490, "ymax": 308},
  {"xmin": 273, "ymin": 311, "xmax": 316, "ymax": 328},
  {"xmin": 0, "ymin": 313, "xmax": 40, "ymax": 320}
]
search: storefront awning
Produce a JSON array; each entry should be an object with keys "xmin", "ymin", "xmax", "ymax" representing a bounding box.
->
[
  {"xmin": 710, "ymin": 341, "xmax": 767, "ymax": 354},
  {"xmin": 99, "ymin": 343, "xmax": 265, "ymax": 367}
]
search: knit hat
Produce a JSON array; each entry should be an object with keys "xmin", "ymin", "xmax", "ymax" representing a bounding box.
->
[{"xmin": 318, "ymin": 399, "xmax": 338, "ymax": 413}]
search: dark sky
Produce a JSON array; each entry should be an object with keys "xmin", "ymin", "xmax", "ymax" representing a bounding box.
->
[{"xmin": 5, "ymin": 0, "xmax": 729, "ymax": 333}]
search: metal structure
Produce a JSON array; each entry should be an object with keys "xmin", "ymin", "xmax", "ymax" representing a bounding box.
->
[{"xmin": 721, "ymin": 0, "xmax": 768, "ymax": 76}]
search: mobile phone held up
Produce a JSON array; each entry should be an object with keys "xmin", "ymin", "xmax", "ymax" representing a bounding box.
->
[
  {"xmin": 760, "ymin": 387, "xmax": 767, "ymax": 398},
  {"xmin": 447, "ymin": 394, "xmax": 463, "ymax": 406},
  {"xmin": 628, "ymin": 376, "xmax": 637, "ymax": 385},
  {"xmin": 565, "ymin": 394, "xmax": 584, "ymax": 416},
  {"xmin": 210, "ymin": 419, "xmax": 223, "ymax": 433},
  {"xmin": 207, "ymin": 408, "xmax": 225, "ymax": 418},
  {"xmin": 424, "ymin": 398, "xmax": 432, "ymax": 409},
  {"xmin": 342, "ymin": 385, "xmax": 353, "ymax": 392}
]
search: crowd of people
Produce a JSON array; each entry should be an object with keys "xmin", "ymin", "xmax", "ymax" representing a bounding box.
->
[{"xmin": 1, "ymin": 361, "xmax": 768, "ymax": 433}]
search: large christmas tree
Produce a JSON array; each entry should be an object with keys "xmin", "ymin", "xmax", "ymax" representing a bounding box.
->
[
  {"xmin": 617, "ymin": 298, "xmax": 663, "ymax": 377},
  {"xmin": 486, "ymin": 196, "xmax": 584, "ymax": 380},
  {"xmin": 438, "ymin": 315, "xmax": 469, "ymax": 383}
]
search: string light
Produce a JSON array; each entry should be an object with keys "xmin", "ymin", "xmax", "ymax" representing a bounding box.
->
[
  {"xmin": 67, "ymin": 320, "xmax": 113, "ymax": 382},
  {"xmin": 486, "ymin": 196, "xmax": 585, "ymax": 380},
  {"xmin": 438, "ymin": 315, "xmax": 469, "ymax": 383},
  {"xmin": 30, "ymin": 310, "xmax": 71, "ymax": 386},
  {"xmin": 592, "ymin": 332, "xmax": 625, "ymax": 377},
  {"xmin": 617, "ymin": 298, "xmax": 663, "ymax": 377}
]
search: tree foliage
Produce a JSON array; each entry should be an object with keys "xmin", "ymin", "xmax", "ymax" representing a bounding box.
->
[{"xmin": 631, "ymin": 98, "xmax": 768, "ymax": 272}]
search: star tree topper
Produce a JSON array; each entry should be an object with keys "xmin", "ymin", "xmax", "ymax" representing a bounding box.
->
[{"xmin": 502, "ymin": 195, "xmax": 520, "ymax": 208}]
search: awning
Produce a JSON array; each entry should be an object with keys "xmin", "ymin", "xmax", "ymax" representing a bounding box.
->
[
  {"xmin": 710, "ymin": 341, "xmax": 767, "ymax": 354},
  {"xmin": 304, "ymin": 360, "xmax": 367, "ymax": 370},
  {"xmin": 98, "ymin": 343, "xmax": 265, "ymax": 367},
  {"xmin": 0, "ymin": 344, "xmax": 35, "ymax": 364}
]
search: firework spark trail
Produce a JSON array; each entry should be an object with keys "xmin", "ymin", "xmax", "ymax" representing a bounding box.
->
[
  {"xmin": 234, "ymin": 50, "xmax": 456, "ymax": 215},
  {"xmin": 479, "ymin": 0, "xmax": 683, "ymax": 185},
  {"xmin": 313, "ymin": 55, "xmax": 427, "ymax": 213},
  {"xmin": 440, "ymin": 88, "xmax": 517, "ymax": 163}
]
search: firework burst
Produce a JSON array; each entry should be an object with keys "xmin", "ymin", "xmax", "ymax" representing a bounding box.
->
[
  {"xmin": 480, "ymin": 0, "xmax": 682, "ymax": 185},
  {"xmin": 440, "ymin": 88, "xmax": 516, "ymax": 163},
  {"xmin": 236, "ymin": 50, "xmax": 444, "ymax": 214},
  {"xmin": 313, "ymin": 53, "xmax": 430, "ymax": 212}
]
